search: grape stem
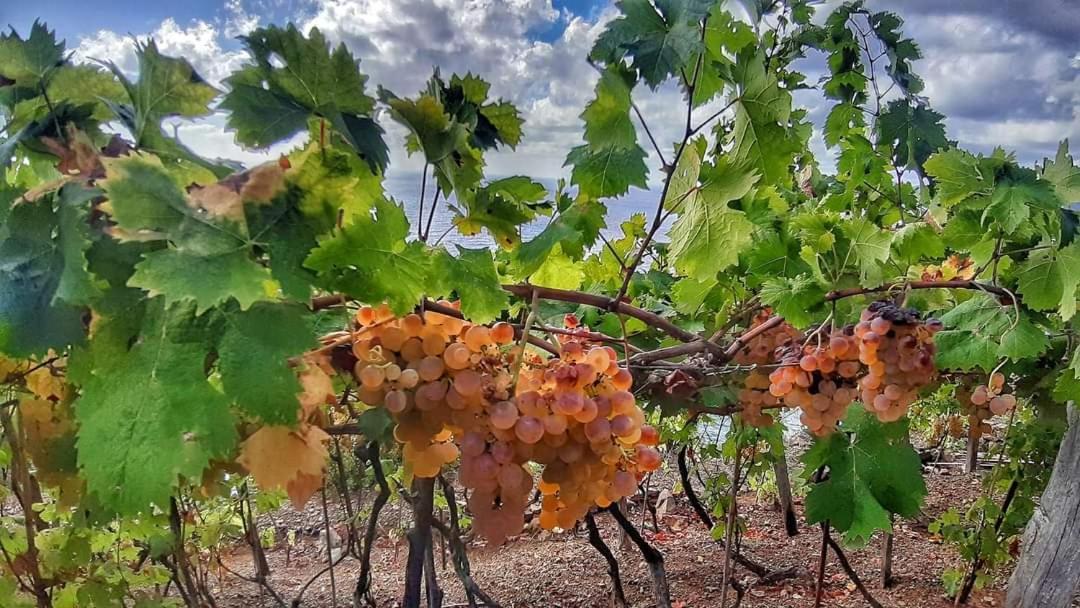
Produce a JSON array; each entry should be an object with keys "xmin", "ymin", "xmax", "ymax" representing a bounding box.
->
[{"xmin": 354, "ymin": 442, "xmax": 391, "ymax": 608}]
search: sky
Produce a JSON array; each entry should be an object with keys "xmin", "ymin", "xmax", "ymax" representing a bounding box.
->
[{"xmin": 4, "ymin": 0, "xmax": 1079, "ymax": 186}]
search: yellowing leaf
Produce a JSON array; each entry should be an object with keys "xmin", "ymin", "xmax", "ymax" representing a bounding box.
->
[
  {"xmin": 238, "ymin": 424, "xmax": 330, "ymax": 506},
  {"xmin": 298, "ymin": 364, "xmax": 336, "ymax": 420}
]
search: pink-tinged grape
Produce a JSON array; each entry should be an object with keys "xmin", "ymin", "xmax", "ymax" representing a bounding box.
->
[
  {"xmin": 870, "ymin": 317, "xmax": 892, "ymax": 335},
  {"xmin": 584, "ymin": 417, "xmax": 612, "ymax": 443},
  {"xmin": 639, "ymin": 425, "xmax": 659, "ymax": 446},
  {"xmin": 384, "ymin": 389, "xmax": 408, "ymax": 413},
  {"xmin": 444, "ymin": 343, "xmax": 471, "ymax": 370},
  {"xmin": 586, "ymin": 348, "xmax": 611, "ymax": 371},
  {"xmin": 514, "ymin": 416, "xmax": 545, "ymax": 444},
  {"xmin": 460, "ymin": 432, "xmax": 487, "ymax": 457},
  {"xmin": 612, "ymin": 470, "xmax": 637, "ymax": 497},
  {"xmin": 574, "ymin": 398, "xmax": 598, "ymax": 423},
  {"xmin": 359, "ymin": 365, "xmax": 385, "ymax": 389},
  {"xmin": 489, "ymin": 400, "xmax": 519, "ymax": 430},
  {"xmin": 554, "ymin": 391, "xmax": 584, "ymax": 416},
  {"xmin": 559, "ymin": 441, "xmax": 584, "ymax": 463},
  {"xmin": 384, "ymin": 364, "xmax": 402, "ymax": 382},
  {"xmin": 464, "ymin": 326, "xmax": 493, "ymax": 352},
  {"xmin": 490, "ymin": 322, "xmax": 515, "ymax": 345},
  {"xmin": 543, "ymin": 414, "xmax": 568, "ymax": 436},
  {"xmin": 454, "ymin": 369, "xmax": 484, "ymax": 397},
  {"xmin": 635, "ymin": 446, "xmax": 662, "ymax": 472},
  {"xmin": 611, "ymin": 415, "xmax": 635, "ymax": 437},
  {"xmin": 398, "ymin": 368, "xmax": 420, "ymax": 389},
  {"xmin": 799, "ymin": 355, "xmax": 818, "ymax": 372},
  {"xmin": 418, "ymin": 356, "xmax": 445, "ymax": 381},
  {"xmin": 490, "ymin": 441, "xmax": 514, "ymax": 465},
  {"xmin": 611, "ymin": 369, "xmax": 633, "ymax": 391}
]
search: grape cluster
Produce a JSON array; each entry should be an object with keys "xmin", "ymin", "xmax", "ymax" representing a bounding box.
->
[
  {"xmin": 766, "ymin": 330, "xmax": 861, "ymax": 436},
  {"xmin": 960, "ymin": 372, "xmax": 1016, "ymax": 438},
  {"xmin": 733, "ymin": 313, "xmax": 801, "ymax": 427},
  {"xmin": 349, "ymin": 302, "xmax": 661, "ymax": 544},
  {"xmin": 853, "ymin": 302, "xmax": 940, "ymax": 423}
]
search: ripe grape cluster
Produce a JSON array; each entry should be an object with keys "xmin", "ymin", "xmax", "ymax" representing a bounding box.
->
[
  {"xmin": 853, "ymin": 302, "xmax": 940, "ymax": 423},
  {"xmin": 349, "ymin": 302, "xmax": 661, "ymax": 544},
  {"xmin": 733, "ymin": 313, "xmax": 801, "ymax": 427},
  {"xmin": 767, "ymin": 331, "xmax": 861, "ymax": 436},
  {"xmin": 733, "ymin": 303, "xmax": 941, "ymax": 435},
  {"xmin": 959, "ymin": 372, "xmax": 1016, "ymax": 438}
]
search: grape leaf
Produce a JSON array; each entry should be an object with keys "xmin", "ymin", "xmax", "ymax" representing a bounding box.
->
[
  {"xmin": 1015, "ymin": 243, "xmax": 1080, "ymax": 320},
  {"xmin": 668, "ymin": 159, "xmax": 758, "ymax": 281},
  {"xmin": 664, "ymin": 137, "xmax": 704, "ymax": 212},
  {"xmin": 238, "ymin": 423, "xmax": 328, "ymax": 508},
  {"xmin": 288, "ymin": 142, "xmax": 384, "ymax": 231},
  {"xmin": 76, "ymin": 308, "xmax": 236, "ymax": 513},
  {"xmin": 217, "ymin": 303, "xmax": 314, "ymax": 424},
  {"xmin": 924, "ymin": 148, "xmax": 991, "ymax": 207},
  {"xmin": 759, "ymin": 275, "xmax": 825, "ymax": 329},
  {"xmin": 304, "ymin": 197, "xmax": 430, "ymax": 315},
  {"xmin": 841, "ymin": 218, "xmax": 893, "ymax": 285},
  {"xmin": 0, "ymin": 187, "xmax": 96, "ymax": 356},
  {"xmin": 454, "ymin": 176, "xmax": 550, "ymax": 248},
  {"xmin": 803, "ymin": 407, "xmax": 926, "ymax": 546},
  {"xmin": 726, "ymin": 52, "xmax": 800, "ymax": 187},
  {"xmin": 433, "ymin": 248, "xmax": 508, "ymax": 324},
  {"xmin": 891, "ymin": 222, "xmax": 945, "ymax": 267},
  {"xmin": 223, "ymin": 25, "xmax": 386, "ymax": 173},
  {"xmin": 935, "ymin": 294, "xmax": 1049, "ymax": 371},
  {"xmin": 0, "ymin": 21, "xmax": 64, "ymax": 90},
  {"xmin": 103, "ymin": 156, "xmax": 278, "ymax": 312},
  {"xmin": 565, "ymin": 144, "xmax": 649, "ymax": 200},
  {"xmin": 875, "ymin": 99, "xmax": 948, "ymax": 169},
  {"xmin": 512, "ymin": 199, "xmax": 605, "ymax": 277},
  {"xmin": 531, "ymin": 245, "xmax": 584, "ymax": 291},
  {"xmin": 1040, "ymin": 140, "xmax": 1080, "ymax": 203},
  {"xmin": 671, "ymin": 277, "xmax": 718, "ymax": 316},
  {"xmin": 591, "ymin": 0, "xmax": 708, "ymax": 88},
  {"xmin": 581, "ymin": 65, "xmax": 639, "ymax": 150}
]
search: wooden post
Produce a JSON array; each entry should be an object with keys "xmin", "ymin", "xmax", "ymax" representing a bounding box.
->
[
  {"xmin": 964, "ymin": 420, "xmax": 980, "ymax": 474},
  {"xmin": 1006, "ymin": 405, "xmax": 1080, "ymax": 608},
  {"xmin": 773, "ymin": 456, "xmax": 799, "ymax": 536}
]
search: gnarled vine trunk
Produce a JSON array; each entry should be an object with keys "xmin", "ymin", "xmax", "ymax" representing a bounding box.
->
[{"xmin": 1006, "ymin": 405, "xmax": 1080, "ymax": 608}]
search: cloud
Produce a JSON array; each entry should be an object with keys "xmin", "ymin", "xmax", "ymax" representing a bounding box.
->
[{"xmin": 74, "ymin": 18, "xmax": 248, "ymax": 88}]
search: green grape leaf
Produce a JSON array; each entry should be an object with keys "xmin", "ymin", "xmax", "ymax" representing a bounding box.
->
[
  {"xmin": 1015, "ymin": 243, "xmax": 1080, "ymax": 320},
  {"xmin": 512, "ymin": 199, "xmax": 605, "ymax": 277},
  {"xmin": 305, "ymin": 197, "xmax": 430, "ymax": 315},
  {"xmin": 76, "ymin": 309, "xmax": 236, "ymax": 514},
  {"xmin": 0, "ymin": 191, "xmax": 87, "ymax": 356},
  {"xmin": 664, "ymin": 137, "xmax": 704, "ymax": 212},
  {"xmin": 875, "ymin": 99, "xmax": 948, "ymax": 169},
  {"xmin": 218, "ymin": 303, "xmax": 314, "ymax": 424},
  {"xmin": 935, "ymin": 294, "xmax": 1049, "ymax": 371},
  {"xmin": 128, "ymin": 249, "xmax": 274, "ymax": 315},
  {"xmin": 54, "ymin": 184, "xmax": 105, "ymax": 305},
  {"xmin": 1040, "ymin": 140, "xmax": 1080, "ymax": 203},
  {"xmin": 454, "ymin": 176, "xmax": 550, "ymax": 248},
  {"xmin": 592, "ymin": 0, "xmax": 708, "ymax": 88},
  {"xmin": 565, "ymin": 144, "xmax": 649, "ymax": 199},
  {"xmin": 433, "ymin": 247, "xmax": 508, "ymax": 324},
  {"xmin": 102, "ymin": 156, "xmax": 281, "ymax": 312},
  {"xmin": 582, "ymin": 65, "xmax": 639, "ymax": 150},
  {"xmin": 841, "ymin": 218, "xmax": 893, "ymax": 285},
  {"xmin": 759, "ymin": 275, "xmax": 825, "ymax": 329},
  {"xmin": 7, "ymin": 64, "xmax": 123, "ymax": 133},
  {"xmin": 223, "ymin": 25, "xmax": 386, "ymax": 173},
  {"xmin": 891, "ymin": 222, "xmax": 945, "ymax": 266},
  {"xmin": 671, "ymin": 277, "xmax": 718, "ymax": 316},
  {"xmin": 380, "ymin": 92, "xmax": 462, "ymax": 164},
  {"xmin": 531, "ymin": 244, "xmax": 584, "ymax": 291},
  {"xmin": 104, "ymin": 40, "xmax": 219, "ymax": 171},
  {"xmin": 0, "ymin": 21, "xmax": 64, "ymax": 89},
  {"xmin": 726, "ymin": 52, "xmax": 799, "ymax": 187},
  {"xmin": 478, "ymin": 101, "xmax": 523, "ymax": 148},
  {"xmin": 803, "ymin": 407, "xmax": 926, "ymax": 547},
  {"xmin": 925, "ymin": 148, "xmax": 991, "ymax": 207},
  {"xmin": 288, "ymin": 141, "xmax": 384, "ymax": 231},
  {"xmin": 668, "ymin": 159, "xmax": 758, "ymax": 281}
]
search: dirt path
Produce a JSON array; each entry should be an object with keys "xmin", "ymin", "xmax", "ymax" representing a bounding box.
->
[{"xmin": 212, "ymin": 469, "xmax": 1010, "ymax": 608}]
